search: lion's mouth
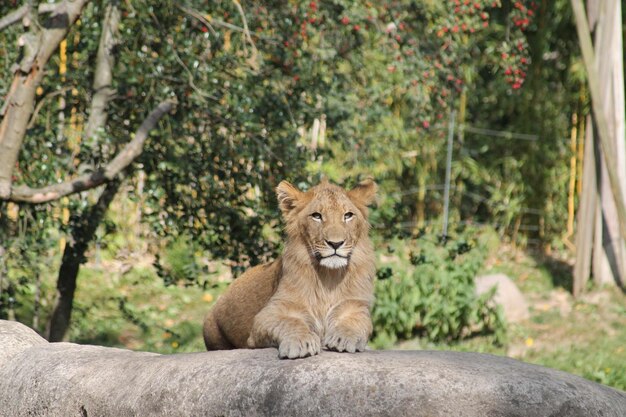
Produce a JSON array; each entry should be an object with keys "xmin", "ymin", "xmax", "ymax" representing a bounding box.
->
[
  {"xmin": 315, "ymin": 251, "xmax": 349, "ymax": 260},
  {"xmin": 316, "ymin": 252, "xmax": 350, "ymax": 269}
]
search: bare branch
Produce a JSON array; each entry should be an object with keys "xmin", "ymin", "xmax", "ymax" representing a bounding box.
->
[
  {"xmin": 27, "ymin": 87, "xmax": 72, "ymax": 129},
  {"xmin": 0, "ymin": 0, "xmax": 91, "ymax": 199},
  {"xmin": 231, "ymin": 0, "xmax": 259, "ymax": 70},
  {"xmin": 0, "ymin": 2, "xmax": 83, "ymax": 31},
  {"xmin": 148, "ymin": 8, "xmax": 217, "ymax": 102},
  {"xmin": 180, "ymin": 3, "xmax": 260, "ymax": 71},
  {"xmin": 177, "ymin": 6, "xmax": 217, "ymax": 37},
  {"xmin": 178, "ymin": 5, "xmax": 272, "ymax": 41},
  {"xmin": 104, "ymin": 100, "xmax": 176, "ymax": 178},
  {"xmin": 38, "ymin": 4, "xmax": 59, "ymax": 14},
  {"xmin": 164, "ymin": 34, "xmax": 218, "ymax": 102},
  {"xmin": 8, "ymin": 100, "xmax": 177, "ymax": 204},
  {"xmin": 85, "ymin": 3, "xmax": 120, "ymax": 139},
  {"xmin": 0, "ymin": 4, "xmax": 28, "ymax": 31}
]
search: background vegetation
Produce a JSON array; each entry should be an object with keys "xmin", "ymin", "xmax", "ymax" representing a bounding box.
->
[{"xmin": 0, "ymin": 0, "xmax": 623, "ymax": 390}]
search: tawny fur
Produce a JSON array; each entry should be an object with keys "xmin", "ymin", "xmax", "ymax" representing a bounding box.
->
[{"xmin": 203, "ymin": 179, "xmax": 377, "ymax": 359}]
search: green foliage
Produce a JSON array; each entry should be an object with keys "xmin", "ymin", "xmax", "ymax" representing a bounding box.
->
[
  {"xmin": 371, "ymin": 226, "xmax": 505, "ymax": 347},
  {"xmin": 154, "ymin": 235, "xmax": 201, "ymax": 287},
  {"xmin": 67, "ymin": 264, "xmax": 212, "ymax": 353},
  {"xmin": 0, "ymin": 204, "xmax": 57, "ymax": 326}
]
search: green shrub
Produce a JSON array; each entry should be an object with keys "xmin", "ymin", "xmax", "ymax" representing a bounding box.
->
[
  {"xmin": 371, "ymin": 227, "xmax": 505, "ymax": 347},
  {"xmin": 154, "ymin": 236, "xmax": 201, "ymax": 287}
]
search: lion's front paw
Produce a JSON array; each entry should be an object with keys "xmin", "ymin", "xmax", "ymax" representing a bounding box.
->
[
  {"xmin": 278, "ymin": 333, "xmax": 321, "ymax": 359},
  {"xmin": 323, "ymin": 329, "xmax": 367, "ymax": 353}
]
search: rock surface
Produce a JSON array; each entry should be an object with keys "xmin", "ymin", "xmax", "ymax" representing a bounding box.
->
[
  {"xmin": 476, "ymin": 273, "xmax": 530, "ymax": 323},
  {"xmin": 1, "ymin": 319, "xmax": 625, "ymax": 417},
  {"xmin": 0, "ymin": 318, "xmax": 48, "ymax": 368}
]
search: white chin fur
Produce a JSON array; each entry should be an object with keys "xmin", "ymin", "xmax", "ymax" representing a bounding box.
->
[{"xmin": 320, "ymin": 256, "xmax": 348, "ymax": 269}]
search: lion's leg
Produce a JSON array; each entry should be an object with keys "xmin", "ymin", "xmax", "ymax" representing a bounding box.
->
[
  {"xmin": 323, "ymin": 299, "xmax": 372, "ymax": 353},
  {"xmin": 248, "ymin": 301, "xmax": 321, "ymax": 359},
  {"xmin": 203, "ymin": 312, "xmax": 234, "ymax": 350}
]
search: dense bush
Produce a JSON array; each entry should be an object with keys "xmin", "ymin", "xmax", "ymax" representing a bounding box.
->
[{"xmin": 371, "ymin": 226, "xmax": 505, "ymax": 347}]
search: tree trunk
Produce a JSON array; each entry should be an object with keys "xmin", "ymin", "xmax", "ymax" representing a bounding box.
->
[{"xmin": 46, "ymin": 180, "xmax": 120, "ymax": 342}]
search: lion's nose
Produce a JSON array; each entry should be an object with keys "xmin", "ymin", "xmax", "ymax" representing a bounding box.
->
[{"xmin": 326, "ymin": 240, "xmax": 345, "ymax": 250}]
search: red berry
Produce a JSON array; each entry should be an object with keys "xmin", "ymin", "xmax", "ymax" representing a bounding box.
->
[{"xmin": 341, "ymin": 16, "xmax": 350, "ymax": 25}]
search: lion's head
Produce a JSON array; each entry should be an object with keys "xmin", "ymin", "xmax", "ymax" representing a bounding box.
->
[{"xmin": 276, "ymin": 179, "xmax": 377, "ymax": 269}]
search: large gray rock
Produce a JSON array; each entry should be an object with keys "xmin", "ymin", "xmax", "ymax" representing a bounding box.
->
[
  {"xmin": 0, "ymin": 320, "xmax": 624, "ymax": 417},
  {"xmin": 0, "ymin": 317, "xmax": 47, "ymax": 368},
  {"xmin": 476, "ymin": 273, "xmax": 530, "ymax": 323}
]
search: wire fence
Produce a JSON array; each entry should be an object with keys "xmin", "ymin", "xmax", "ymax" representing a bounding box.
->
[{"xmin": 365, "ymin": 110, "xmax": 549, "ymax": 246}]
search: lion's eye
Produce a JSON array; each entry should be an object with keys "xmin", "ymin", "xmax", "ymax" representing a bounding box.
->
[
  {"xmin": 344, "ymin": 212, "xmax": 354, "ymax": 221},
  {"xmin": 311, "ymin": 212, "xmax": 323, "ymax": 221}
]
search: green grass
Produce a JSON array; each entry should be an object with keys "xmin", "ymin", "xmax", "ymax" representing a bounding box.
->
[
  {"xmin": 67, "ymin": 261, "xmax": 218, "ymax": 353},
  {"xmin": 393, "ymin": 245, "xmax": 626, "ymax": 391}
]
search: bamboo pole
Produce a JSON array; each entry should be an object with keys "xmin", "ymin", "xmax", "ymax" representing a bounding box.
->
[
  {"xmin": 571, "ymin": 0, "xmax": 626, "ymax": 242},
  {"xmin": 573, "ymin": 118, "xmax": 597, "ymax": 296},
  {"xmin": 563, "ymin": 113, "xmax": 578, "ymax": 252}
]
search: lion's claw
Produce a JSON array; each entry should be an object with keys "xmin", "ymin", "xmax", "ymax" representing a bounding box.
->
[
  {"xmin": 278, "ymin": 333, "xmax": 321, "ymax": 359},
  {"xmin": 323, "ymin": 331, "xmax": 366, "ymax": 353}
]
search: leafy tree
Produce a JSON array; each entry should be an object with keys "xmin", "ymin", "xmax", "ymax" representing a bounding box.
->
[
  {"xmin": 0, "ymin": 0, "xmax": 314, "ymax": 339},
  {"xmin": 286, "ymin": 0, "xmax": 580, "ymax": 248}
]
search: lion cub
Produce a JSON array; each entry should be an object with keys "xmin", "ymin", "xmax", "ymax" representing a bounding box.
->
[{"xmin": 203, "ymin": 179, "xmax": 377, "ymax": 359}]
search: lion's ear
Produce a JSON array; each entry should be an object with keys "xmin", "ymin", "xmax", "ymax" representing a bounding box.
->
[
  {"xmin": 348, "ymin": 178, "xmax": 378, "ymax": 207},
  {"xmin": 276, "ymin": 181, "xmax": 303, "ymax": 214}
]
